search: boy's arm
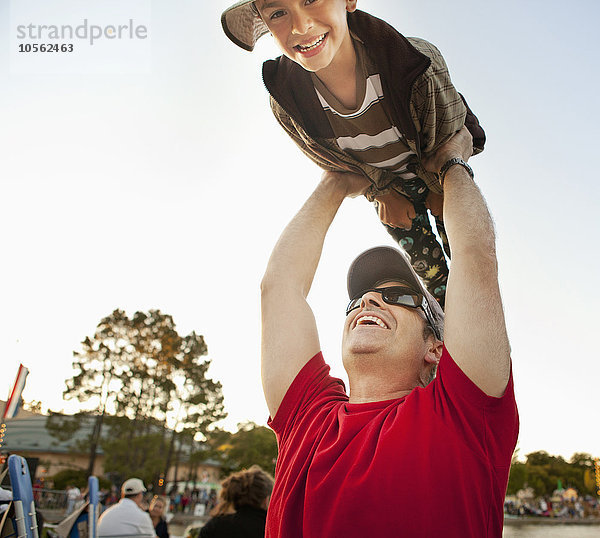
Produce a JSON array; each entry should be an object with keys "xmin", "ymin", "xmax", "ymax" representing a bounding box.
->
[
  {"xmin": 270, "ymin": 96, "xmax": 343, "ymax": 172},
  {"xmin": 261, "ymin": 171, "xmax": 370, "ymax": 418},
  {"xmin": 424, "ymin": 128, "xmax": 511, "ymax": 397},
  {"xmin": 408, "ymin": 38, "xmax": 485, "ymax": 157}
]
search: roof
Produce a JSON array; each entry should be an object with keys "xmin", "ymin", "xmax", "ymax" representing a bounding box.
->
[
  {"xmin": 0, "ymin": 400, "xmax": 38, "ymax": 421},
  {"xmin": 1, "ymin": 414, "xmax": 98, "ymax": 455},
  {"xmin": 1, "ymin": 411, "xmax": 221, "ymax": 468}
]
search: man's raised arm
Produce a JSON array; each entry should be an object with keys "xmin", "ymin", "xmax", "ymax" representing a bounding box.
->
[
  {"xmin": 261, "ymin": 172, "xmax": 369, "ymax": 418},
  {"xmin": 425, "ymin": 128, "xmax": 511, "ymax": 397}
]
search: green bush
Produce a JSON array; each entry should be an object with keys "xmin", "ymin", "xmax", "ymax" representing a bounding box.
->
[
  {"xmin": 50, "ymin": 469, "xmax": 111, "ymax": 491},
  {"xmin": 50, "ymin": 469, "xmax": 87, "ymax": 490}
]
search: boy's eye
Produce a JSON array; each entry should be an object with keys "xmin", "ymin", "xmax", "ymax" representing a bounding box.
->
[{"xmin": 270, "ymin": 9, "xmax": 286, "ymax": 19}]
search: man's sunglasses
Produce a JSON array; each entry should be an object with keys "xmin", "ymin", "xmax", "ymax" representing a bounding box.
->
[{"xmin": 346, "ymin": 286, "xmax": 441, "ymax": 340}]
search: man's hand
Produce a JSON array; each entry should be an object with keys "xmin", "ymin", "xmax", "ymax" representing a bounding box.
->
[
  {"xmin": 374, "ymin": 190, "xmax": 416, "ymax": 229},
  {"xmin": 322, "ymin": 170, "xmax": 371, "ymax": 199},
  {"xmin": 422, "ymin": 126, "xmax": 473, "ymax": 174}
]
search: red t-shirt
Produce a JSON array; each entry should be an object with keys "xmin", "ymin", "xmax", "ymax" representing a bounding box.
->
[{"xmin": 266, "ymin": 346, "xmax": 518, "ymax": 538}]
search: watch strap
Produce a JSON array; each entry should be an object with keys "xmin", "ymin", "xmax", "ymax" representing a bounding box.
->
[{"xmin": 439, "ymin": 157, "xmax": 474, "ymax": 186}]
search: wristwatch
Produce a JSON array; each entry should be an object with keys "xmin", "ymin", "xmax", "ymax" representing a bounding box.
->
[{"xmin": 439, "ymin": 157, "xmax": 474, "ymax": 186}]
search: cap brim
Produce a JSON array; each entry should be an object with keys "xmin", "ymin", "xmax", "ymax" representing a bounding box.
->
[
  {"xmin": 221, "ymin": 1, "xmax": 269, "ymax": 52},
  {"xmin": 347, "ymin": 246, "xmax": 444, "ymax": 339},
  {"xmin": 347, "ymin": 246, "xmax": 425, "ymax": 299}
]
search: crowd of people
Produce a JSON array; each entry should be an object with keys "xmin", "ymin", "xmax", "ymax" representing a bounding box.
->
[
  {"xmin": 53, "ymin": 467, "xmax": 273, "ymax": 538},
  {"xmin": 505, "ymin": 495, "xmax": 600, "ymax": 519},
  {"xmin": 166, "ymin": 487, "xmax": 217, "ymax": 515}
]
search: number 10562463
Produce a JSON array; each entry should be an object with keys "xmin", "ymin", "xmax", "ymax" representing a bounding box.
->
[{"xmin": 18, "ymin": 43, "xmax": 74, "ymax": 52}]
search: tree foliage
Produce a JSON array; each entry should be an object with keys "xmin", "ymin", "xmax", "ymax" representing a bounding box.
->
[
  {"xmin": 50, "ymin": 469, "xmax": 110, "ymax": 491},
  {"xmin": 206, "ymin": 422, "xmax": 278, "ymax": 477},
  {"xmin": 507, "ymin": 450, "xmax": 598, "ymax": 497},
  {"xmin": 48, "ymin": 309, "xmax": 226, "ymax": 484}
]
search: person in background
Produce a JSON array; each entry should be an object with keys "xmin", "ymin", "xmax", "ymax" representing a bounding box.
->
[
  {"xmin": 199, "ymin": 466, "xmax": 273, "ymax": 538},
  {"xmin": 104, "ymin": 486, "xmax": 119, "ymax": 507},
  {"xmin": 65, "ymin": 484, "xmax": 81, "ymax": 515},
  {"xmin": 148, "ymin": 495, "xmax": 170, "ymax": 538},
  {"xmin": 97, "ymin": 478, "xmax": 156, "ymax": 538},
  {"xmin": 181, "ymin": 490, "xmax": 190, "ymax": 513}
]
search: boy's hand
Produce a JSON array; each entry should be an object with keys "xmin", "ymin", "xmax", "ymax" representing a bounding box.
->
[
  {"xmin": 425, "ymin": 191, "xmax": 444, "ymax": 218},
  {"xmin": 422, "ymin": 126, "xmax": 473, "ymax": 174},
  {"xmin": 322, "ymin": 170, "xmax": 371, "ymax": 199},
  {"xmin": 375, "ymin": 190, "xmax": 416, "ymax": 229}
]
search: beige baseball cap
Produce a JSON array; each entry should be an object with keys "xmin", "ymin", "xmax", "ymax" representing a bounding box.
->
[
  {"xmin": 221, "ymin": 1, "xmax": 269, "ymax": 51},
  {"xmin": 121, "ymin": 478, "xmax": 146, "ymax": 495}
]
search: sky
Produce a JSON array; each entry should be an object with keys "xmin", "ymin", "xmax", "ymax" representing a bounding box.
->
[{"xmin": 1, "ymin": 0, "xmax": 599, "ymax": 462}]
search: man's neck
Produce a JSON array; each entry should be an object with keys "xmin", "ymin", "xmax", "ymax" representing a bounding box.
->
[
  {"xmin": 348, "ymin": 377, "xmax": 415, "ymax": 404},
  {"xmin": 346, "ymin": 360, "xmax": 419, "ymax": 404}
]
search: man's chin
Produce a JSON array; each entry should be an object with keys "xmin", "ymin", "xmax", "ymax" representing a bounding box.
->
[{"xmin": 343, "ymin": 341, "xmax": 384, "ymax": 359}]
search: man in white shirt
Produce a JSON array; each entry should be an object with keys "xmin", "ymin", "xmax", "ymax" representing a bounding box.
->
[
  {"xmin": 97, "ymin": 478, "xmax": 157, "ymax": 537},
  {"xmin": 66, "ymin": 484, "xmax": 81, "ymax": 514}
]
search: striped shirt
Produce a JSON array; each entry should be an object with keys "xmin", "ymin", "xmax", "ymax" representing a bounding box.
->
[{"xmin": 311, "ymin": 38, "xmax": 418, "ymax": 183}]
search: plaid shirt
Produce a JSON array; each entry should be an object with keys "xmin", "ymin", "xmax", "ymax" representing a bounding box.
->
[{"xmin": 264, "ymin": 10, "xmax": 485, "ymax": 198}]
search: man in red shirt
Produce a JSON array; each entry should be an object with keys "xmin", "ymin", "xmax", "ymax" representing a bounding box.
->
[{"xmin": 260, "ymin": 127, "xmax": 518, "ymax": 537}]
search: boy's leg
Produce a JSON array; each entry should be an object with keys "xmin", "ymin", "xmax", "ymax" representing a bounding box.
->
[{"xmin": 382, "ymin": 203, "xmax": 449, "ymax": 308}]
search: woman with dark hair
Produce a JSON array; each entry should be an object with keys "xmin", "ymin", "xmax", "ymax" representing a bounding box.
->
[{"xmin": 199, "ymin": 465, "xmax": 274, "ymax": 538}]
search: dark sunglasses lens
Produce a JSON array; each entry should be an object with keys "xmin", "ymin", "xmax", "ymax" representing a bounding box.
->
[{"xmin": 382, "ymin": 287, "xmax": 420, "ymax": 307}]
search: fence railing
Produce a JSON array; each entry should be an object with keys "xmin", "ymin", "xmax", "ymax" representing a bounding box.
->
[{"xmin": 33, "ymin": 488, "xmax": 70, "ymax": 512}]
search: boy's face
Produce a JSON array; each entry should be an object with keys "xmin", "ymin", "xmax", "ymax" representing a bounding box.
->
[{"xmin": 255, "ymin": 0, "xmax": 357, "ymax": 74}]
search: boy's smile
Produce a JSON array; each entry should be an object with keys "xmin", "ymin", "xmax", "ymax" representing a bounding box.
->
[
  {"xmin": 293, "ymin": 32, "xmax": 328, "ymax": 57},
  {"xmin": 256, "ymin": 0, "xmax": 357, "ymax": 75}
]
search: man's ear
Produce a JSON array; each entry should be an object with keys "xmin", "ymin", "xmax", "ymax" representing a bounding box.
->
[
  {"xmin": 424, "ymin": 339, "xmax": 443, "ymax": 365},
  {"xmin": 346, "ymin": 0, "xmax": 358, "ymax": 13}
]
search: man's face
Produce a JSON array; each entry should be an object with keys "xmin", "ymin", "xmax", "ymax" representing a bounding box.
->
[
  {"xmin": 342, "ymin": 281, "xmax": 432, "ymax": 371},
  {"xmin": 255, "ymin": 0, "xmax": 357, "ymax": 74}
]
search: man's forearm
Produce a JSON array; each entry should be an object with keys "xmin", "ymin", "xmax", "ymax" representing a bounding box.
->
[
  {"xmin": 442, "ymin": 167, "xmax": 496, "ymax": 260},
  {"xmin": 437, "ymin": 140, "xmax": 511, "ymax": 397},
  {"xmin": 261, "ymin": 174, "xmax": 350, "ymax": 298},
  {"xmin": 422, "ymin": 126, "xmax": 496, "ymax": 260}
]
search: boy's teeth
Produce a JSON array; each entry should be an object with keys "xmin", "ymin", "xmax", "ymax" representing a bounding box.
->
[{"xmin": 297, "ymin": 34, "xmax": 325, "ymax": 50}]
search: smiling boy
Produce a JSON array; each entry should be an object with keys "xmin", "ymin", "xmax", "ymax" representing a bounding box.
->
[{"xmin": 222, "ymin": 0, "xmax": 485, "ymax": 307}]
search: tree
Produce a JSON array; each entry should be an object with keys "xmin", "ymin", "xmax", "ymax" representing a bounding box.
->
[
  {"xmin": 507, "ymin": 450, "xmax": 598, "ymax": 497},
  {"xmin": 54, "ymin": 309, "xmax": 226, "ymax": 481},
  {"xmin": 22, "ymin": 400, "xmax": 42, "ymax": 414},
  {"xmin": 570, "ymin": 453, "xmax": 595, "ymax": 469},
  {"xmin": 100, "ymin": 416, "xmax": 165, "ymax": 486},
  {"xmin": 63, "ymin": 310, "xmax": 136, "ymax": 476},
  {"xmin": 51, "ymin": 469, "xmax": 110, "ymax": 491},
  {"xmin": 506, "ymin": 462, "xmax": 526, "ymax": 495},
  {"xmin": 206, "ymin": 422, "xmax": 278, "ymax": 477}
]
